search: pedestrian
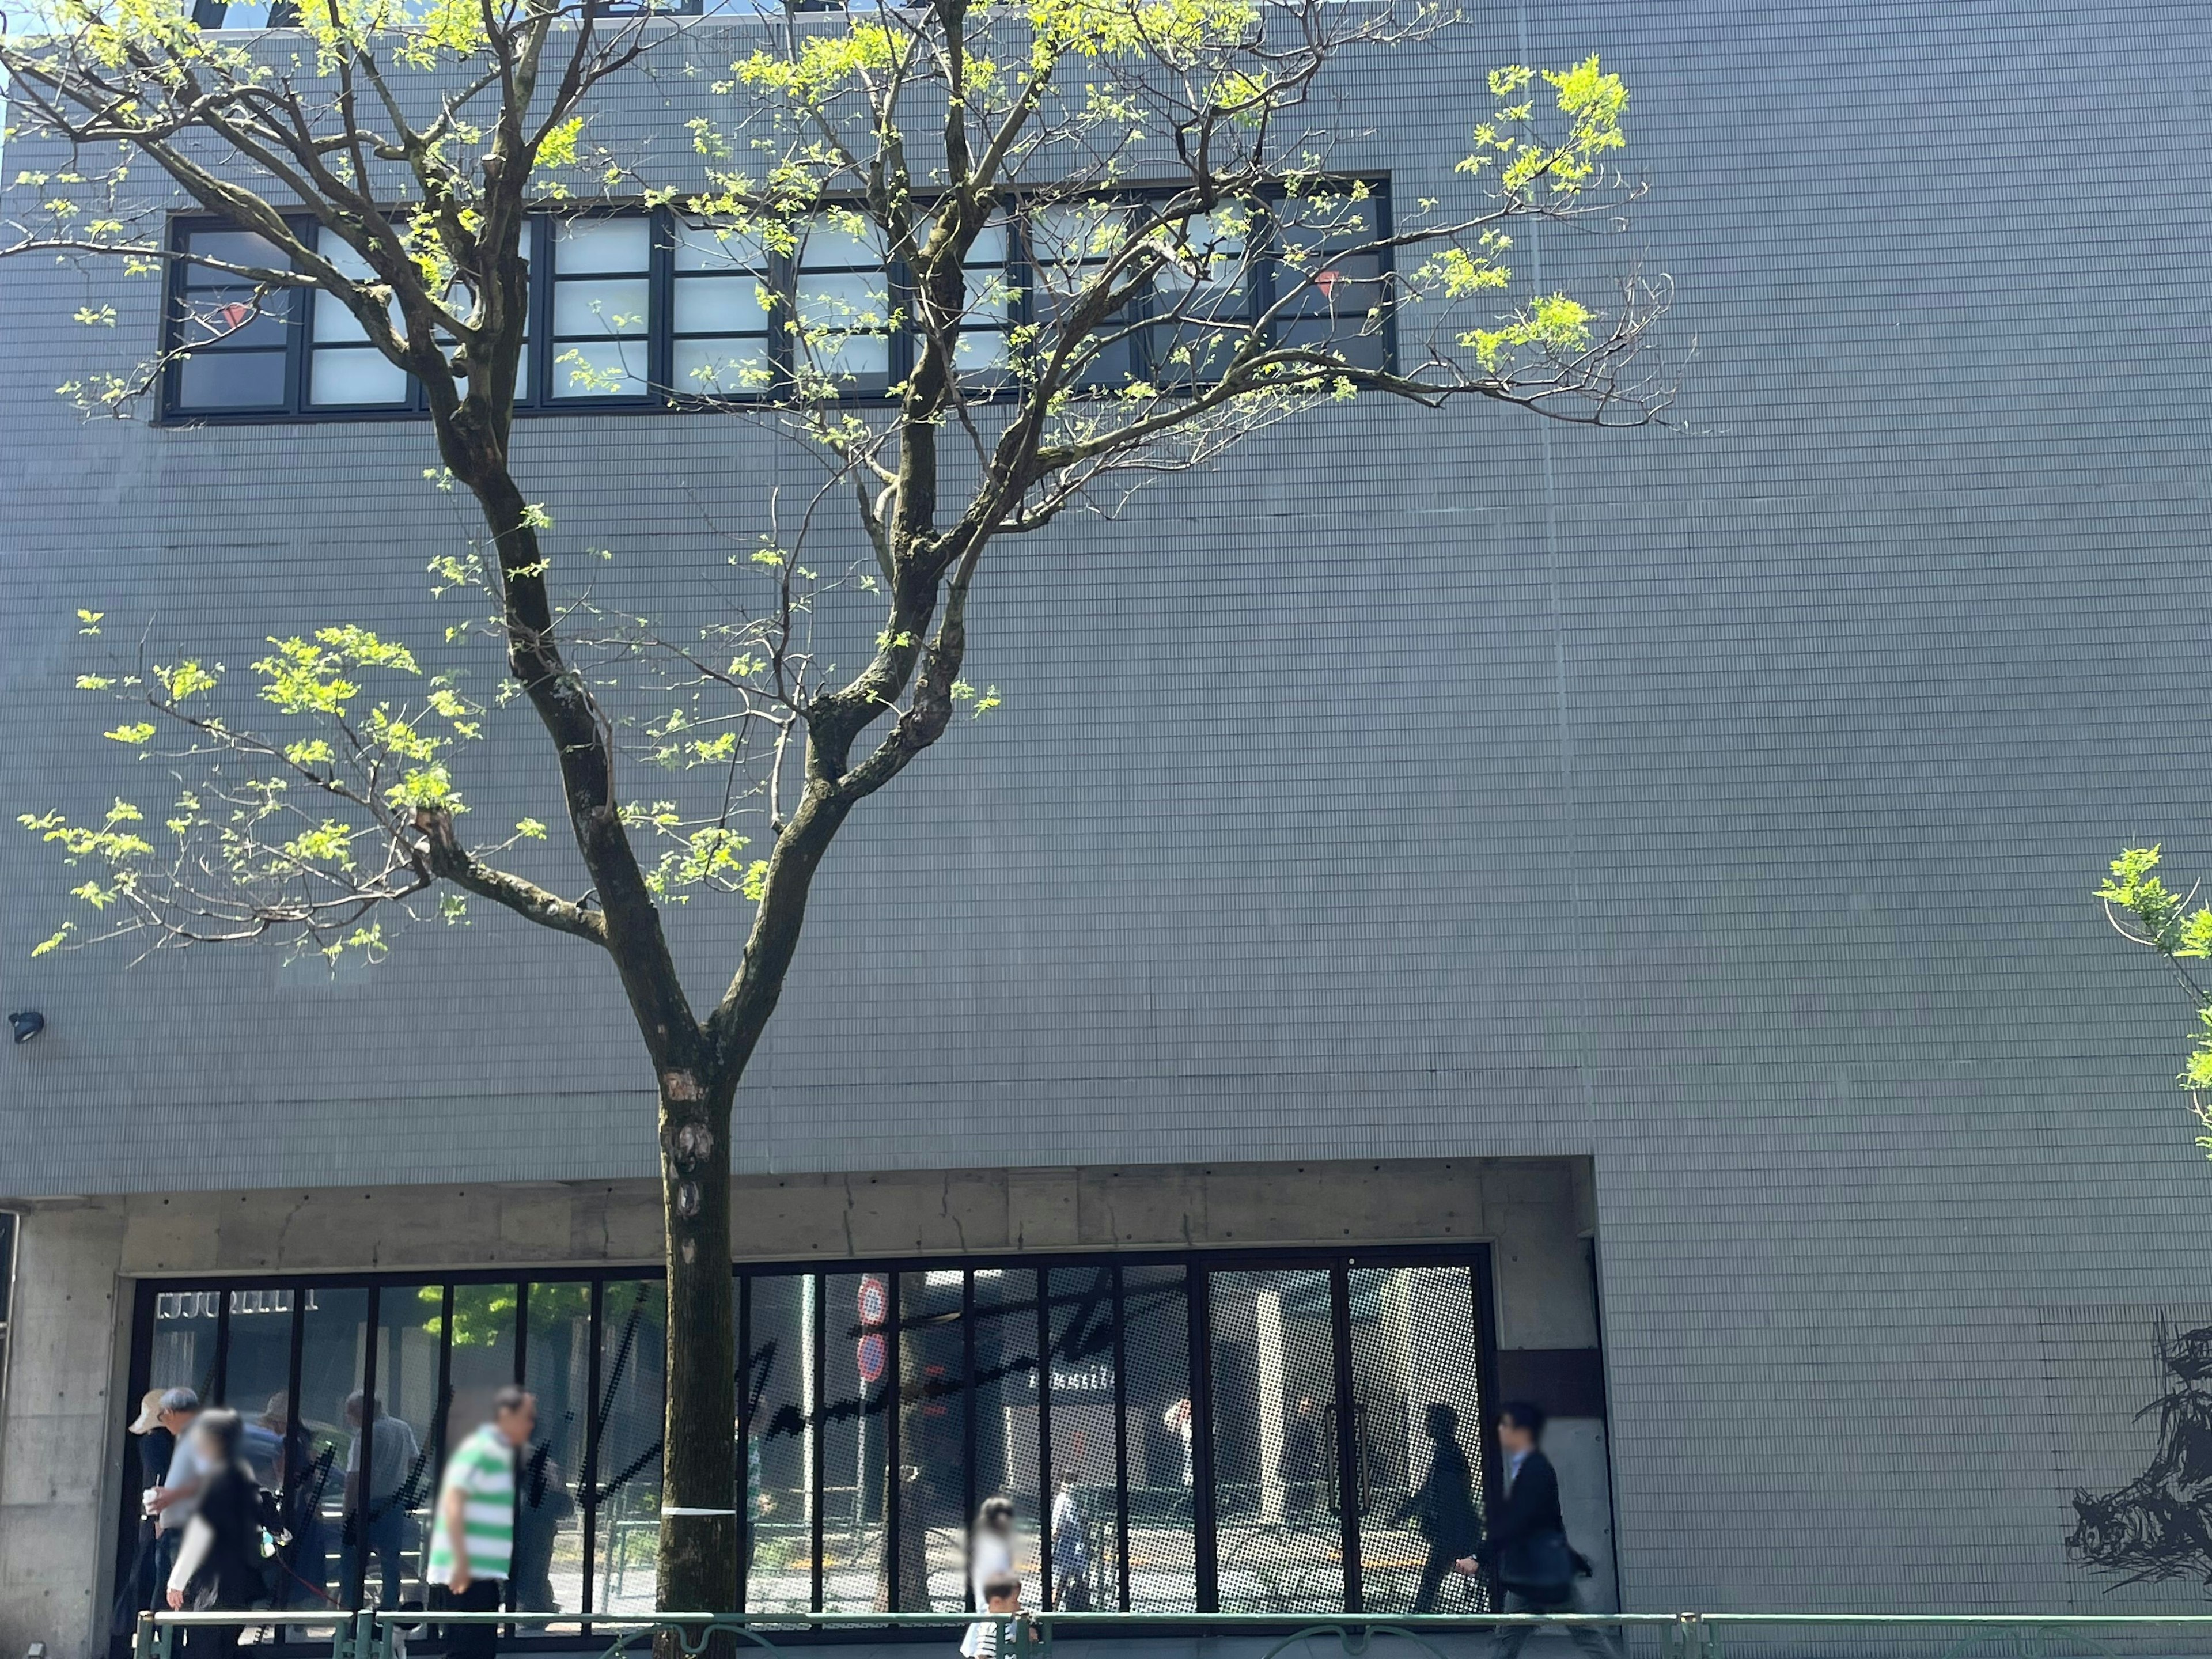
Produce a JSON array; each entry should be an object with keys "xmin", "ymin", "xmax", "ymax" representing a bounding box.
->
[
  {"xmin": 119, "ymin": 1389, "xmax": 177, "ymax": 1624},
  {"xmin": 960, "ymin": 1572, "xmax": 1022, "ymax": 1659},
  {"xmin": 165, "ymin": 1408, "xmax": 276, "ymax": 1659},
  {"xmin": 971, "ymin": 1495, "xmax": 1015, "ymax": 1607},
  {"xmin": 1400, "ymin": 1402, "xmax": 1480, "ymax": 1613},
  {"xmin": 511, "ymin": 1439, "xmax": 574, "ymax": 1614},
  {"xmin": 1453, "ymin": 1404, "xmax": 1621, "ymax": 1659},
  {"xmin": 427, "ymin": 1385, "xmax": 535, "ymax": 1659},
  {"xmin": 344, "ymin": 1392, "xmax": 424, "ymax": 1607},
  {"xmin": 1050, "ymin": 1471, "xmax": 1092, "ymax": 1611},
  {"xmin": 147, "ymin": 1389, "xmax": 207, "ymax": 1599}
]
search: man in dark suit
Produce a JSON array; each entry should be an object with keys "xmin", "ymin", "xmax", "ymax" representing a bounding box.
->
[{"xmin": 1452, "ymin": 1403, "xmax": 1622, "ymax": 1659}]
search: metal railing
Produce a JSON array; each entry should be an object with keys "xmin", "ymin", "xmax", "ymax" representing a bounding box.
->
[{"xmin": 129, "ymin": 1611, "xmax": 2212, "ymax": 1659}]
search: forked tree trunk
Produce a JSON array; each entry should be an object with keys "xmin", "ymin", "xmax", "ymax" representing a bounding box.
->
[{"xmin": 658, "ymin": 1077, "xmax": 738, "ymax": 1620}]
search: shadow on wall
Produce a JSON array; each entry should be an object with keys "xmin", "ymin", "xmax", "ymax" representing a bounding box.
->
[{"xmin": 2070, "ymin": 1320, "xmax": 2212, "ymax": 1590}]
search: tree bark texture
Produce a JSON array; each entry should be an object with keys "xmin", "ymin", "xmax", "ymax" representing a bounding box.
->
[{"xmin": 657, "ymin": 1079, "xmax": 738, "ymax": 1618}]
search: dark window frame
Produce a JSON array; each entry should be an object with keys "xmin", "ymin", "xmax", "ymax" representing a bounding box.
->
[{"xmin": 156, "ymin": 181, "xmax": 1396, "ymax": 426}]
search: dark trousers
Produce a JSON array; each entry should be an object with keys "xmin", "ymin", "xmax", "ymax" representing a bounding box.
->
[
  {"xmin": 346, "ymin": 1507, "xmax": 409, "ymax": 1608},
  {"xmin": 179, "ymin": 1624, "xmax": 242, "ymax": 1659},
  {"xmin": 1411, "ymin": 1544, "xmax": 1463, "ymax": 1615},
  {"xmin": 1488, "ymin": 1587, "xmax": 1626, "ymax": 1659},
  {"xmin": 433, "ymin": 1577, "xmax": 503, "ymax": 1659}
]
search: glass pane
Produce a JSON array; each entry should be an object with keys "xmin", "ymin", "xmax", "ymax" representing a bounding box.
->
[
  {"xmin": 797, "ymin": 272, "xmax": 888, "ymax": 333},
  {"xmin": 799, "ymin": 217, "xmax": 885, "ymax": 270},
  {"xmin": 745, "ymin": 1274, "xmax": 813, "ymax": 1613},
  {"xmin": 520, "ymin": 1282, "xmax": 591, "ymax": 1620},
  {"xmin": 1122, "ymin": 1266, "xmax": 1194, "ymax": 1612},
  {"xmin": 312, "ymin": 289, "xmax": 372, "ymax": 346},
  {"xmin": 183, "ymin": 229, "xmax": 285, "ymax": 279},
  {"xmin": 953, "ymin": 328, "xmax": 1007, "ymax": 374},
  {"xmin": 180, "ymin": 294, "xmax": 290, "ymax": 350},
  {"xmin": 672, "ymin": 338, "xmax": 771, "ymax": 397},
  {"xmin": 1046, "ymin": 1267, "xmax": 1116, "ymax": 1612},
  {"xmin": 149, "ymin": 1288, "xmax": 222, "ymax": 1399},
  {"xmin": 297, "ymin": 1286, "xmax": 372, "ymax": 1613},
  {"xmin": 552, "ymin": 277, "xmax": 650, "ymax": 338},
  {"xmin": 1209, "ymin": 1267, "xmax": 1341, "ymax": 1613},
  {"xmin": 1350, "ymin": 1264, "xmax": 1486, "ymax": 1616},
  {"xmin": 551, "ymin": 339, "xmax": 647, "ymax": 399},
  {"xmin": 821, "ymin": 1272, "xmax": 889, "ymax": 1611},
  {"xmin": 356, "ymin": 1285, "xmax": 439, "ymax": 1610},
  {"xmin": 675, "ymin": 220, "xmax": 770, "ymax": 272},
  {"xmin": 1154, "ymin": 208, "xmax": 1251, "ymax": 312},
  {"xmin": 673, "ymin": 275, "xmax": 771, "ymax": 335},
  {"xmin": 554, "ymin": 216, "xmax": 649, "ymax": 274},
  {"xmin": 1029, "ymin": 204, "xmax": 1125, "ymax": 281},
  {"xmin": 594, "ymin": 1280, "xmax": 665, "ymax": 1617},
  {"xmin": 176, "ymin": 349, "xmax": 287, "ymax": 410},
  {"xmin": 972, "ymin": 1269, "xmax": 1041, "ymax": 1608},
  {"xmin": 901, "ymin": 1271, "xmax": 966, "ymax": 1611},
  {"xmin": 219, "ymin": 1289, "xmax": 295, "ymax": 1487},
  {"xmin": 311, "ymin": 348, "xmax": 409, "ymax": 407}
]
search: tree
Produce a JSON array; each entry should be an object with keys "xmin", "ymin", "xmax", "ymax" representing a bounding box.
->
[
  {"xmin": 1, "ymin": 0, "xmax": 1664, "ymax": 1613},
  {"xmin": 2096, "ymin": 846, "xmax": 2212, "ymax": 1152}
]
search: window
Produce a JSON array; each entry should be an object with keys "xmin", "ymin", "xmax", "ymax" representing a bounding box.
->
[
  {"xmin": 114, "ymin": 1240, "xmax": 1488, "ymax": 1641},
  {"xmin": 310, "ymin": 226, "xmax": 409, "ymax": 408},
  {"xmin": 168, "ymin": 227, "xmax": 296, "ymax": 413},
  {"xmin": 794, "ymin": 214, "xmax": 891, "ymax": 394},
  {"xmin": 160, "ymin": 184, "xmax": 1394, "ymax": 421},
  {"xmin": 549, "ymin": 216, "xmax": 652, "ymax": 400},
  {"xmin": 671, "ymin": 219, "xmax": 774, "ymax": 396}
]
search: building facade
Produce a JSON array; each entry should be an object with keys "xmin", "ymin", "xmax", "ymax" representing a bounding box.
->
[{"xmin": 5, "ymin": 1, "xmax": 2212, "ymax": 1656}]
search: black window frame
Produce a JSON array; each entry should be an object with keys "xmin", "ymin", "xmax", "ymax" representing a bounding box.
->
[{"xmin": 156, "ymin": 181, "xmax": 1396, "ymax": 426}]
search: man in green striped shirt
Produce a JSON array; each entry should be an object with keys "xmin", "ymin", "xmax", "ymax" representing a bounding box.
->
[{"xmin": 430, "ymin": 1386, "xmax": 536, "ymax": 1659}]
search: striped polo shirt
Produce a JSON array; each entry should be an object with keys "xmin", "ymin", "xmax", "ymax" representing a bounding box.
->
[{"xmin": 427, "ymin": 1422, "xmax": 516, "ymax": 1584}]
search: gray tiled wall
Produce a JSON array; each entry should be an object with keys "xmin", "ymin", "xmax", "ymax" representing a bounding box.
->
[{"xmin": 5, "ymin": 0, "xmax": 2212, "ymax": 1615}]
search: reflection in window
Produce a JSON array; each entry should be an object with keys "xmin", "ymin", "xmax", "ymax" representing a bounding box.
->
[
  {"xmin": 593, "ymin": 1281, "xmax": 665, "ymax": 1614},
  {"xmin": 310, "ymin": 226, "xmax": 408, "ymax": 408},
  {"xmin": 1123, "ymin": 1264, "xmax": 1197, "ymax": 1611},
  {"xmin": 298, "ymin": 1286, "xmax": 370, "ymax": 1612},
  {"xmin": 172, "ymin": 229, "xmax": 294, "ymax": 412},
  {"xmin": 1272, "ymin": 191, "xmax": 1389, "ymax": 371},
  {"xmin": 1351, "ymin": 1264, "xmax": 1488, "ymax": 1615},
  {"xmin": 673, "ymin": 221, "xmax": 773, "ymax": 396},
  {"xmin": 796, "ymin": 216, "xmax": 891, "ymax": 391},
  {"xmin": 551, "ymin": 217, "xmax": 650, "ymax": 399},
  {"xmin": 1210, "ymin": 1267, "xmax": 1341, "ymax": 1613},
  {"xmin": 521, "ymin": 1282, "xmax": 590, "ymax": 1621},
  {"xmin": 745, "ymin": 1274, "xmax": 813, "ymax": 1613},
  {"xmin": 1148, "ymin": 206, "xmax": 1255, "ymax": 385},
  {"xmin": 122, "ymin": 1242, "xmax": 1490, "ymax": 1621}
]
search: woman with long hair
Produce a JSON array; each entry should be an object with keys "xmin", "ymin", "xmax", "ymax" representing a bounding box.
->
[{"xmin": 165, "ymin": 1408, "xmax": 272, "ymax": 1657}]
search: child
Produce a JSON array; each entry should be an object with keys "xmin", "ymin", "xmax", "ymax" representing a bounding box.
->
[{"xmin": 961, "ymin": 1573, "xmax": 1023, "ymax": 1659}]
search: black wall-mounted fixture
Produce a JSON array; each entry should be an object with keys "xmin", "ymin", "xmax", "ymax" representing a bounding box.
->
[{"xmin": 8, "ymin": 1010, "xmax": 46, "ymax": 1044}]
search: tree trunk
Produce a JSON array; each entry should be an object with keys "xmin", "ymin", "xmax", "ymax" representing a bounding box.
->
[{"xmin": 657, "ymin": 1077, "xmax": 738, "ymax": 1620}]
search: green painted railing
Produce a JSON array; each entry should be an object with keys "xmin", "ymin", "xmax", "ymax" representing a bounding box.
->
[{"xmin": 128, "ymin": 1609, "xmax": 2212, "ymax": 1659}]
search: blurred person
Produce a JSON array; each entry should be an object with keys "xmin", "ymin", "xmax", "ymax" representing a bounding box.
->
[
  {"xmin": 971, "ymin": 1495, "xmax": 1015, "ymax": 1607},
  {"xmin": 428, "ymin": 1386, "xmax": 535, "ymax": 1659},
  {"xmin": 1400, "ymin": 1402, "xmax": 1481, "ymax": 1614},
  {"xmin": 960, "ymin": 1572, "xmax": 1022, "ymax": 1659},
  {"xmin": 1452, "ymin": 1404, "xmax": 1620, "ymax": 1659},
  {"xmin": 147, "ymin": 1389, "xmax": 207, "ymax": 1595},
  {"xmin": 165, "ymin": 1409, "xmax": 278, "ymax": 1658}
]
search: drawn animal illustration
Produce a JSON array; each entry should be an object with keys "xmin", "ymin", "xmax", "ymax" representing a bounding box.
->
[{"xmin": 2069, "ymin": 1321, "xmax": 2212, "ymax": 1589}]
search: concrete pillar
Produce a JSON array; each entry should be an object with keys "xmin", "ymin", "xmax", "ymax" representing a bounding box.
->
[{"xmin": 0, "ymin": 1202, "xmax": 128, "ymax": 1659}]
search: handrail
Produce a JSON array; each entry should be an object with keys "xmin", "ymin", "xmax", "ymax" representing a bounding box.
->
[{"xmin": 128, "ymin": 1607, "xmax": 2212, "ymax": 1659}]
